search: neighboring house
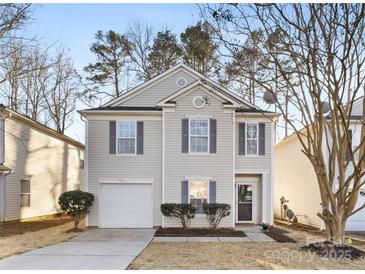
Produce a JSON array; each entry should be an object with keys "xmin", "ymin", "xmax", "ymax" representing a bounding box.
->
[
  {"xmin": 79, "ymin": 63, "xmax": 278, "ymax": 228},
  {"xmin": 275, "ymin": 97, "xmax": 365, "ymax": 231},
  {"xmin": 0, "ymin": 105, "xmax": 84, "ymax": 222}
]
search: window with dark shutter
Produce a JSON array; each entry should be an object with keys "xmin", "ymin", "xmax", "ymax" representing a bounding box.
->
[
  {"xmin": 259, "ymin": 123, "xmax": 266, "ymax": 155},
  {"xmin": 210, "ymin": 119, "xmax": 217, "ymax": 153},
  {"xmin": 238, "ymin": 123, "xmax": 245, "ymax": 155},
  {"xmin": 137, "ymin": 121, "xmax": 144, "ymax": 154},
  {"xmin": 181, "ymin": 119, "xmax": 189, "ymax": 153},
  {"xmin": 209, "ymin": 180, "xmax": 216, "ymax": 203},
  {"xmin": 109, "ymin": 121, "xmax": 116, "ymax": 154},
  {"xmin": 181, "ymin": 180, "xmax": 189, "ymax": 203}
]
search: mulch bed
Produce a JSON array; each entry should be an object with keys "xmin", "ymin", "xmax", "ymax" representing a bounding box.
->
[
  {"xmin": 301, "ymin": 241, "xmax": 365, "ymax": 260},
  {"xmin": 155, "ymin": 227, "xmax": 246, "ymax": 237},
  {"xmin": 0, "ymin": 214, "xmax": 71, "ymax": 237},
  {"xmin": 264, "ymin": 227, "xmax": 297, "ymax": 243}
]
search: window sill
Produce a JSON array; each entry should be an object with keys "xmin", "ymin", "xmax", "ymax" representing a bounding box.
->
[{"xmin": 115, "ymin": 153, "xmax": 137, "ymax": 157}]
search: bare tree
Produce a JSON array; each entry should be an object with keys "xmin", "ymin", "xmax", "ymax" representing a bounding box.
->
[
  {"xmin": 44, "ymin": 48, "xmax": 80, "ymax": 134},
  {"xmin": 20, "ymin": 45, "xmax": 51, "ymax": 120},
  {"xmin": 0, "ymin": 4, "xmax": 31, "ymax": 86},
  {"xmin": 126, "ymin": 20, "xmax": 154, "ymax": 81},
  {"xmin": 203, "ymin": 3, "xmax": 365, "ymax": 243}
]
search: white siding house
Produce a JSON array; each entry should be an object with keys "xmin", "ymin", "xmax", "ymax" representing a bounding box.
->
[
  {"xmin": 275, "ymin": 98, "xmax": 365, "ymax": 231},
  {"xmin": 0, "ymin": 105, "xmax": 84, "ymax": 222},
  {"xmin": 80, "ymin": 64, "xmax": 278, "ymax": 228}
]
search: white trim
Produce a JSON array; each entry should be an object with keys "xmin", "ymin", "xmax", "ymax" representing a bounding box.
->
[
  {"xmin": 105, "ymin": 63, "xmax": 255, "ymax": 109},
  {"xmin": 80, "ymin": 110, "xmax": 162, "ymax": 117},
  {"xmin": 189, "ymin": 118, "xmax": 210, "ymax": 155},
  {"xmin": 188, "ymin": 179, "xmax": 209, "ymax": 213},
  {"xmin": 19, "ymin": 177, "xmax": 31, "ymax": 209},
  {"xmin": 177, "ymin": 63, "xmax": 256, "ymax": 108},
  {"xmin": 116, "ymin": 120, "xmax": 137, "ymax": 156},
  {"xmin": 192, "ymin": 96, "xmax": 206, "ymax": 109},
  {"xmin": 176, "ymin": 76, "xmax": 187, "ymax": 88},
  {"xmin": 157, "ymin": 80, "xmax": 241, "ymax": 108},
  {"xmin": 184, "ymin": 176, "xmax": 212, "ymax": 180},
  {"xmin": 98, "ymin": 178, "xmax": 154, "ymax": 184},
  {"xmin": 246, "ymin": 122, "xmax": 259, "ymax": 156},
  {"xmin": 232, "ymin": 110, "xmax": 236, "ymax": 227},
  {"xmin": 270, "ymin": 122, "xmax": 275, "ymax": 225},
  {"xmin": 105, "ymin": 65, "xmax": 194, "ymax": 107},
  {"xmin": 83, "ymin": 117, "xmax": 89, "ymax": 226},
  {"xmin": 236, "ymin": 181, "xmax": 257, "ymax": 224},
  {"xmin": 162, "ymin": 110, "xmax": 165, "ymax": 228},
  {"xmin": 86, "ymin": 115, "xmax": 161, "ymax": 121}
]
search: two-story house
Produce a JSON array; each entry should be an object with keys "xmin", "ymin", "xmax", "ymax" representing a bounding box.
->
[
  {"xmin": 80, "ymin": 64, "xmax": 278, "ymax": 228},
  {"xmin": 0, "ymin": 105, "xmax": 84, "ymax": 222},
  {"xmin": 275, "ymin": 97, "xmax": 365, "ymax": 231}
]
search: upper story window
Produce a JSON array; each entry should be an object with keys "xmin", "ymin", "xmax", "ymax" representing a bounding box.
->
[
  {"xmin": 246, "ymin": 123, "xmax": 258, "ymax": 155},
  {"xmin": 117, "ymin": 121, "xmax": 136, "ymax": 154},
  {"xmin": 189, "ymin": 119, "xmax": 209, "ymax": 153}
]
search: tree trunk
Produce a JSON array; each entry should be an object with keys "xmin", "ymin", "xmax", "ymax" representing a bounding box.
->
[{"xmin": 74, "ymin": 215, "xmax": 81, "ymax": 229}]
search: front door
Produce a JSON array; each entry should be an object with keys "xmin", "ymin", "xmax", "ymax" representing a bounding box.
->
[{"xmin": 236, "ymin": 183, "xmax": 255, "ymax": 222}]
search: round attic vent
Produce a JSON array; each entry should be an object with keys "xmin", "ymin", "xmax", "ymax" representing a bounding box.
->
[
  {"xmin": 176, "ymin": 77, "xmax": 187, "ymax": 88},
  {"xmin": 193, "ymin": 96, "xmax": 206, "ymax": 109}
]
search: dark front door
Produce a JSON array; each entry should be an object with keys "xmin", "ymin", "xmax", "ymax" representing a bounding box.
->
[{"xmin": 237, "ymin": 184, "xmax": 253, "ymax": 222}]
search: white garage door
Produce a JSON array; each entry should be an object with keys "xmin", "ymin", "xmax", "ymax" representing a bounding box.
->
[
  {"xmin": 346, "ymin": 191, "xmax": 365, "ymax": 231},
  {"xmin": 99, "ymin": 183, "xmax": 153, "ymax": 228}
]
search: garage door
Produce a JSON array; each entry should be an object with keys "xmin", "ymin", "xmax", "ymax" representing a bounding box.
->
[
  {"xmin": 99, "ymin": 183, "xmax": 153, "ymax": 228},
  {"xmin": 346, "ymin": 191, "xmax": 365, "ymax": 231}
]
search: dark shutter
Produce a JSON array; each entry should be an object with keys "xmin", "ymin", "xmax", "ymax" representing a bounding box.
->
[
  {"xmin": 345, "ymin": 129, "xmax": 353, "ymax": 161},
  {"xmin": 137, "ymin": 121, "xmax": 144, "ymax": 154},
  {"xmin": 238, "ymin": 123, "xmax": 245, "ymax": 155},
  {"xmin": 181, "ymin": 119, "xmax": 189, "ymax": 153},
  {"xmin": 181, "ymin": 180, "xmax": 189, "ymax": 203},
  {"xmin": 209, "ymin": 180, "xmax": 216, "ymax": 203},
  {"xmin": 210, "ymin": 119, "xmax": 217, "ymax": 153},
  {"xmin": 259, "ymin": 123, "xmax": 266, "ymax": 155},
  {"xmin": 109, "ymin": 121, "xmax": 116, "ymax": 154}
]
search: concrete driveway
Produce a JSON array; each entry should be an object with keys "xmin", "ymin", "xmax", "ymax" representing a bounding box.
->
[{"xmin": 0, "ymin": 229, "xmax": 155, "ymax": 270}]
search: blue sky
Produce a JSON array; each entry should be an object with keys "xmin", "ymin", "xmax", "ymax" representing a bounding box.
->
[
  {"xmin": 27, "ymin": 4, "xmax": 200, "ymax": 71},
  {"xmin": 25, "ymin": 4, "xmax": 201, "ymax": 142}
]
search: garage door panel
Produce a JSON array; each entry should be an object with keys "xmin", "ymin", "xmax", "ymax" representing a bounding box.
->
[{"xmin": 99, "ymin": 184, "xmax": 153, "ymax": 228}]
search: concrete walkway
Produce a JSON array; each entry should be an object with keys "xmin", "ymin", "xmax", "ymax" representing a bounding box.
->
[{"xmin": 0, "ymin": 229, "xmax": 155, "ymax": 270}]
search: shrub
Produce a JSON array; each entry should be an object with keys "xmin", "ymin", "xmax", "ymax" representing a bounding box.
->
[
  {"xmin": 160, "ymin": 203, "xmax": 196, "ymax": 228},
  {"xmin": 202, "ymin": 203, "xmax": 231, "ymax": 229},
  {"xmin": 58, "ymin": 190, "xmax": 94, "ymax": 230}
]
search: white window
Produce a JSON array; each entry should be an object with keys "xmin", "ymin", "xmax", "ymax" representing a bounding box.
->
[
  {"xmin": 246, "ymin": 123, "xmax": 258, "ymax": 155},
  {"xmin": 189, "ymin": 180, "xmax": 209, "ymax": 212},
  {"xmin": 20, "ymin": 179, "xmax": 30, "ymax": 208},
  {"xmin": 117, "ymin": 121, "xmax": 136, "ymax": 154},
  {"xmin": 189, "ymin": 119, "xmax": 209, "ymax": 153}
]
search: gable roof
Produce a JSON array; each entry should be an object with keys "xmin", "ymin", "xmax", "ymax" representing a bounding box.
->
[
  {"xmin": 156, "ymin": 80, "xmax": 242, "ymax": 108},
  {"xmin": 102, "ymin": 63, "xmax": 258, "ymax": 109},
  {"xmin": 0, "ymin": 105, "xmax": 84, "ymax": 148}
]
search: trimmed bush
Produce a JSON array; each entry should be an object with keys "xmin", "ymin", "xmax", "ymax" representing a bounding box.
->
[
  {"xmin": 203, "ymin": 203, "xmax": 231, "ymax": 229},
  {"xmin": 58, "ymin": 190, "xmax": 94, "ymax": 230},
  {"xmin": 161, "ymin": 203, "xmax": 196, "ymax": 228}
]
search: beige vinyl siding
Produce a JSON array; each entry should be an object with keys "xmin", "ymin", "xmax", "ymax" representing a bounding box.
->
[
  {"xmin": 351, "ymin": 97, "xmax": 363, "ymax": 116},
  {"xmin": 4, "ymin": 116, "xmax": 83, "ymax": 221},
  {"xmin": 120, "ymin": 70, "xmax": 197, "ymax": 107},
  {"xmin": 87, "ymin": 117, "xmax": 162, "ymax": 226},
  {"xmin": 235, "ymin": 119, "xmax": 274, "ymax": 224},
  {"xmin": 164, "ymin": 87, "xmax": 234, "ymax": 227},
  {"xmin": 274, "ymin": 136, "xmax": 323, "ymax": 228}
]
